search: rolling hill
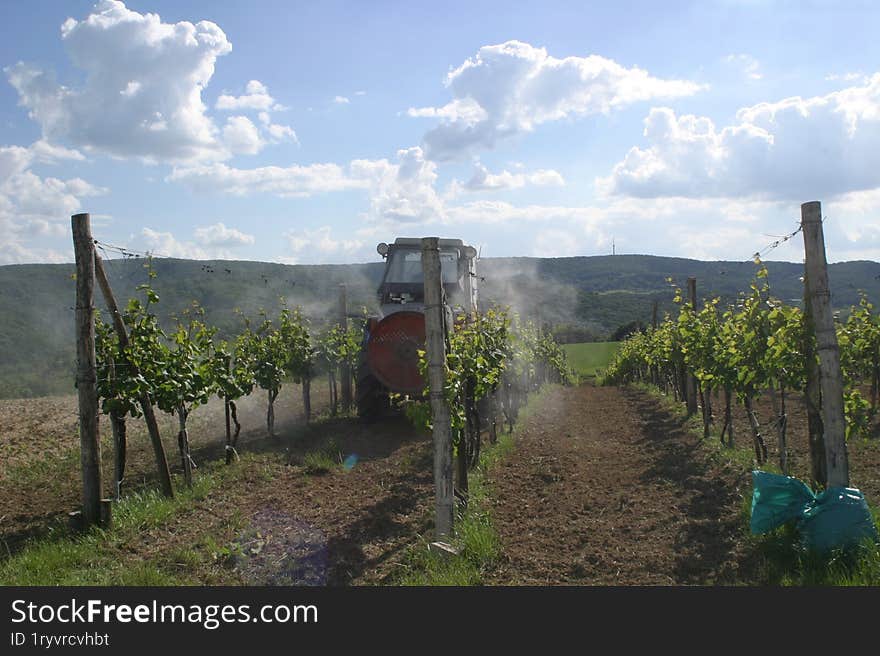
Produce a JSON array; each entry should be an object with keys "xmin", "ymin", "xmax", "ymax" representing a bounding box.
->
[{"xmin": 1, "ymin": 253, "xmax": 878, "ymax": 398}]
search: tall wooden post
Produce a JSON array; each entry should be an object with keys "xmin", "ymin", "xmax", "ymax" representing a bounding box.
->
[
  {"xmin": 422, "ymin": 237, "xmax": 454, "ymax": 540},
  {"xmin": 685, "ymin": 277, "xmax": 698, "ymax": 416},
  {"xmin": 338, "ymin": 284, "xmax": 352, "ymax": 411},
  {"xmin": 71, "ymin": 213, "xmax": 103, "ymax": 526},
  {"xmin": 94, "ymin": 253, "xmax": 174, "ymax": 498},
  {"xmin": 803, "ymin": 273, "xmax": 826, "ymax": 488},
  {"xmin": 801, "ymin": 201, "xmax": 849, "ymax": 488}
]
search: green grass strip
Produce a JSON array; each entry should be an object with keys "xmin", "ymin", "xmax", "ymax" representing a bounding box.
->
[
  {"xmin": 0, "ymin": 461, "xmax": 238, "ymax": 586},
  {"xmin": 395, "ymin": 386, "xmax": 550, "ymax": 586},
  {"xmin": 562, "ymin": 342, "xmax": 620, "ymax": 381}
]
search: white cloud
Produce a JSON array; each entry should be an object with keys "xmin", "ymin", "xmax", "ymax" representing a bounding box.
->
[
  {"xmin": 410, "ymin": 40, "xmax": 703, "ymax": 160},
  {"xmin": 141, "ymin": 227, "xmax": 210, "ymax": 259},
  {"xmin": 265, "ymin": 122, "xmax": 298, "ymax": 145},
  {"xmin": 170, "ymin": 146, "xmax": 444, "ymax": 226},
  {"xmin": 725, "ymin": 53, "xmax": 762, "ymax": 80},
  {"xmin": 433, "ymin": 194, "xmax": 814, "ymax": 260},
  {"xmin": 439, "ymin": 199, "xmax": 613, "ymax": 258},
  {"xmin": 333, "ymin": 95, "xmax": 350, "ymax": 104},
  {"xmin": 168, "ymin": 161, "xmax": 368, "ymax": 197},
  {"xmin": 30, "ymin": 139, "xmax": 85, "ymax": 163},
  {"xmin": 9, "ymin": 171, "xmax": 105, "ymax": 218},
  {"xmin": 532, "ymin": 228, "xmax": 585, "ymax": 257},
  {"xmin": 222, "ymin": 116, "xmax": 264, "ymax": 155},
  {"xmin": 5, "ymin": 0, "xmax": 232, "ymax": 163},
  {"xmin": 0, "ymin": 142, "xmax": 106, "ymax": 264},
  {"xmin": 600, "ymin": 73, "xmax": 880, "ymax": 200},
  {"xmin": 142, "ymin": 224, "xmax": 264, "ymax": 259},
  {"xmin": 351, "ymin": 146, "xmax": 446, "ymax": 224},
  {"xmin": 0, "ymin": 145, "xmax": 33, "ymax": 183},
  {"xmin": 407, "ymin": 98, "xmax": 488, "ymax": 124},
  {"xmin": 194, "ymin": 222, "xmax": 255, "ymax": 247},
  {"xmin": 254, "ymin": 110, "xmax": 297, "ymax": 145},
  {"xmin": 0, "ymin": 144, "xmax": 106, "ymax": 217},
  {"xmin": 281, "ymin": 226, "xmax": 363, "ymax": 263},
  {"xmin": 826, "ymin": 72, "xmax": 865, "ymax": 83},
  {"xmin": 215, "ymin": 82, "xmax": 294, "ymax": 148},
  {"xmin": 0, "ymin": 235, "xmax": 70, "ymax": 264},
  {"xmin": 446, "ymin": 199, "xmax": 604, "ymax": 225},
  {"xmin": 216, "ymin": 80, "xmax": 283, "ymax": 112},
  {"xmin": 462, "ymin": 162, "xmax": 565, "ymax": 192}
]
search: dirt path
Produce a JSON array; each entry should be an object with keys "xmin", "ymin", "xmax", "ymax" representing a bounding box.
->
[
  {"xmin": 485, "ymin": 385, "xmax": 755, "ymax": 585},
  {"xmin": 73, "ymin": 412, "xmax": 436, "ymax": 586},
  {"xmin": 229, "ymin": 415, "xmax": 434, "ymax": 585}
]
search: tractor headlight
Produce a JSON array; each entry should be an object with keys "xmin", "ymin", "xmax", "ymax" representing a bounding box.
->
[
  {"xmin": 377, "ymin": 242, "xmax": 389, "ymax": 257},
  {"xmin": 462, "ymin": 245, "xmax": 477, "ymax": 260}
]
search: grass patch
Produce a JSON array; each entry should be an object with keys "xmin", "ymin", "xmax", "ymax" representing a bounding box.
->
[
  {"xmin": 301, "ymin": 439, "xmax": 343, "ymax": 475},
  {"xmin": 395, "ymin": 386, "xmax": 552, "ymax": 586},
  {"xmin": 0, "ymin": 461, "xmax": 244, "ymax": 586},
  {"xmin": 562, "ymin": 342, "xmax": 620, "ymax": 381},
  {"xmin": 396, "ymin": 443, "xmax": 506, "ymax": 586},
  {"xmin": 4, "ymin": 447, "xmax": 80, "ymax": 491}
]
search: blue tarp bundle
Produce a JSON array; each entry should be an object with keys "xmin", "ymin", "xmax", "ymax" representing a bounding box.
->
[{"xmin": 750, "ymin": 470, "xmax": 879, "ymax": 553}]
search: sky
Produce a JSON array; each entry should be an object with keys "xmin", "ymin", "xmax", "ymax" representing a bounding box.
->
[{"xmin": 2, "ymin": 0, "xmax": 880, "ymax": 266}]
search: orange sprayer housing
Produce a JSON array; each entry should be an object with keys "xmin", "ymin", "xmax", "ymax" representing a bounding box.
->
[{"xmin": 365, "ymin": 310, "xmax": 426, "ymax": 395}]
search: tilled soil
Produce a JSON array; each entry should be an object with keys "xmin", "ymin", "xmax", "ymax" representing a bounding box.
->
[
  {"xmin": 230, "ymin": 415, "xmax": 434, "ymax": 585},
  {"xmin": 106, "ymin": 413, "xmax": 435, "ymax": 586},
  {"xmin": 484, "ymin": 385, "xmax": 755, "ymax": 585}
]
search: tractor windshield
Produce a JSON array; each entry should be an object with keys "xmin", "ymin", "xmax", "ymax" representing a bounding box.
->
[{"xmin": 384, "ymin": 248, "xmax": 460, "ymax": 284}]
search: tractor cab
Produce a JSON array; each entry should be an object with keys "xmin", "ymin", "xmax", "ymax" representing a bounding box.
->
[{"xmin": 375, "ymin": 238, "xmax": 478, "ymax": 317}]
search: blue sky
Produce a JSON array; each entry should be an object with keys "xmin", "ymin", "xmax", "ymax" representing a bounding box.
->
[{"xmin": 2, "ymin": 0, "xmax": 880, "ymax": 265}]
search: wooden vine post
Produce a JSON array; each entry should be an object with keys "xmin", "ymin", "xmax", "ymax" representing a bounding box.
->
[
  {"xmin": 422, "ymin": 237, "xmax": 454, "ymax": 540},
  {"xmin": 339, "ymin": 283, "xmax": 352, "ymax": 411},
  {"xmin": 94, "ymin": 252, "xmax": 174, "ymax": 498},
  {"xmin": 801, "ymin": 200, "xmax": 849, "ymax": 488},
  {"xmin": 71, "ymin": 213, "xmax": 105, "ymax": 527}
]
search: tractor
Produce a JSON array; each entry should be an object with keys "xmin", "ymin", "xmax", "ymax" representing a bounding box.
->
[{"xmin": 356, "ymin": 238, "xmax": 478, "ymax": 419}]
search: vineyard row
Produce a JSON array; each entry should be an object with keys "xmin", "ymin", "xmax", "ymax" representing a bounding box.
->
[
  {"xmin": 603, "ymin": 259, "xmax": 877, "ymax": 487},
  {"xmin": 94, "ymin": 266, "xmax": 572, "ymax": 500}
]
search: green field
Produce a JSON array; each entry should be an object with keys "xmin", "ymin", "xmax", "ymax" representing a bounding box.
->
[{"xmin": 562, "ymin": 341, "xmax": 620, "ymax": 380}]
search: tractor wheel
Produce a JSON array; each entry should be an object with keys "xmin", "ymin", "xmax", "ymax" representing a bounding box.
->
[{"xmin": 356, "ymin": 354, "xmax": 390, "ymax": 421}]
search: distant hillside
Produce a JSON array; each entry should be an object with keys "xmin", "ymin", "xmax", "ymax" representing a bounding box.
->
[{"xmin": 2, "ymin": 254, "xmax": 878, "ymax": 398}]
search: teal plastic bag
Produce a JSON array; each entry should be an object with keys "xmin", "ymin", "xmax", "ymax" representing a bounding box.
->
[
  {"xmin": 750, "ymin": 471, "xmax": 879, "ymax": 554},
  {"xmin": 799, "ymin": 487, "xmax": 879, "ymax": 553},
  {"xmin": 750, "ymin": 471, "xmax": 815, "ymax": 534}
]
